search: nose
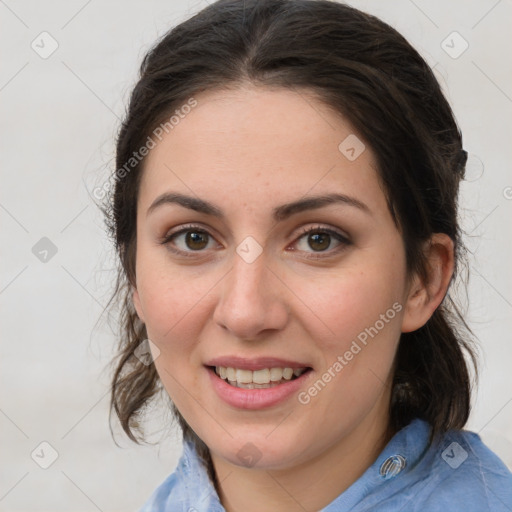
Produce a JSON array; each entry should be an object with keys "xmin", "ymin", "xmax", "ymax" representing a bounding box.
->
[{"xmin": 212, "ymin": 250, "xmax": 289, "ymax": 340}]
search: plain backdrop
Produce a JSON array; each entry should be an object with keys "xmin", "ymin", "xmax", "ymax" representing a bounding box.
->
[{"xmin": 1, "ymin": 0, "xmax": 511, "ymax": 510}]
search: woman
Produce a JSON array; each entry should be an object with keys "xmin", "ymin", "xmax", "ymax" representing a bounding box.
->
[{"xmin": 102, "ymin": 0, "xmax": 512, "ymax": 510}]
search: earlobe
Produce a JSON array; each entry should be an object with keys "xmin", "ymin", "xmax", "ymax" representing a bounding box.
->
[
  {"xmin": 401, "ymin": 234, "xmax": 454, "ymax": 333},
  {"xmin": 132, "ymin": 286, "xmax": 145, "ymax": 323}
]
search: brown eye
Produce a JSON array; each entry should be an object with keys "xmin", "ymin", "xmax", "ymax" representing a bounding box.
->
[
  {"xmin": 293, "ymin": 226, "xmax": 351, "ymax": 258},
  {"xmin": 185, "ymin": 231, "xmax": 209, "ymax": 250},
  {"xmin": 307, "ymin": 232, "xmax": 331, "ymax": 251},
  {"xmin": 162, "ymin": 227, "xmax": 217, "ymax": 254}
]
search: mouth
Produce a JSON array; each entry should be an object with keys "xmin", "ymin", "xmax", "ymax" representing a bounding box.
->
[
  {"xmin": 204, "ymin": 358, "xmax": 314, "ymax": 409},
  {"xmin": 208, "ymin": 365, "xmax": 312, "ymax": 389}
]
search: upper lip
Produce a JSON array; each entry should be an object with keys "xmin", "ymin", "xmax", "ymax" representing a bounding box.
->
[{"xmin": 204, "ymin": 356, "xmax": 312, "ymax": 371}]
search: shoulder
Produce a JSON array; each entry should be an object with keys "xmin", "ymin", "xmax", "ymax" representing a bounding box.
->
[
  {"xmin": 137, "ymin": 438, "xmax": 224, "ymax": 512},
  {"xmin": 138, "ymin": 471, "xmax": 180, "ymax": 512},
  {"xmin": 417, "ymin": 427, "xmax": 512, "ymax": 511}
]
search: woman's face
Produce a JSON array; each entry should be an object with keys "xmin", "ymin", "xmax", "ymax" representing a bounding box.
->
[{"xmin": 133, "ymin": 85, "xmax": 413, "ymax": 470}]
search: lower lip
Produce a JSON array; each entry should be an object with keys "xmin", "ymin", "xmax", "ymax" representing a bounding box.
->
[{"xmin": 206, "ymin": 367, "xmax": 312, "ymax": 410}]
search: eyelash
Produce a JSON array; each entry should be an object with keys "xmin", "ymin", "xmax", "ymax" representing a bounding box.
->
[{"xmin": 159, "ymin": 223, "xmax": 351, "ymax": 260}]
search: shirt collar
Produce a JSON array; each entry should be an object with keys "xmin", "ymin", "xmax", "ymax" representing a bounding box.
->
[
  {"xmin": 176, "ymin": 418, "xmax": 432, "ymax": 511},
  {"xmin": 323, "ymin": 417, "xmax": 433, "ymax": 510},
  {"xmin": 177, "ymin": 437, "xmax": 224, "ymax": 511}
]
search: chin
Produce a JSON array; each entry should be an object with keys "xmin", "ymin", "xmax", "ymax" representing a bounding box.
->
[{"xmin": 207, "ymin": 430, "xmax": 310, "ymax": 470}]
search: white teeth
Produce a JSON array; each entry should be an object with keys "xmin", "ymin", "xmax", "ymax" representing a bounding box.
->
[
  {"xmin": 282, "ymin": 368, "xmax": 294, "ymax": 380},
  {"xmin": 236, "ymin": 369, "xmax": 253, "ymax": 384},
  {"xmin": 270, "ymin": 368, "xmax": 283, "ymax": 381},
  {"xmin": 253, "ymin": 368, "xmax": 270, "ymax": 384},
  {"xmin": 226, "ymin": 367, "xmax": 236, "ymax": 381},
  {"xmin": 214, "ymin": 366, "xmax": 308, "ymax": 387}
]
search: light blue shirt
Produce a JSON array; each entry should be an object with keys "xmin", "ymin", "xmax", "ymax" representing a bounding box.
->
[{"xmin": 139, "ymin": 418, "xmax": 512, "ymax": 511}]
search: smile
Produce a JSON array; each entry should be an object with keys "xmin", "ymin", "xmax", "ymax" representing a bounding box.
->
[{"xmin": 206, "ymin": 363, "xmax": 313, "ymax": 409}]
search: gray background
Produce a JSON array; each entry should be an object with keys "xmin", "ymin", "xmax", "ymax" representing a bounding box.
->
[{"xmin": 1, "ymin": 0, "xmax": 511, "ymax": 510}]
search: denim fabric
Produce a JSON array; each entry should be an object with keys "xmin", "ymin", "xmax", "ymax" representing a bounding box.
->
[{"xmin": 139, "ymin": 418, "xmax": 512, "ymax": 511}]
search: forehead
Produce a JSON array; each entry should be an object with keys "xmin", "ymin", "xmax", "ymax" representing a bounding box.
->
[{"xmin": 138, "ymin": 85, "xmax": 387, "ymax": 216}]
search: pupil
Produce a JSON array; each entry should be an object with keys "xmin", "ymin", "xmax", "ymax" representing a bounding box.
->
[
  {"xmin": 186, "ymin": 231, "xmax": 208, "ymax": 250},
  {"xmin": 309, "ymin": 232, "xmax": 330, "ymax": 251}
]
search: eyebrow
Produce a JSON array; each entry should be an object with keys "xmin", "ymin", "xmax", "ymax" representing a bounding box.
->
[{"xmin": 146, "ymin": 191, "xmax": 371, "ymax": 221}]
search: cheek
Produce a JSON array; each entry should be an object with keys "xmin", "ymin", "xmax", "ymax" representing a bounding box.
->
[
  {"xmin": 153, "ymin": 357, "xmax": 205, "ymax": 431},
  {"xmin": 297, "ymin": 267, "xmax": 404, "ymax": 423},
  {"xmin": 296, "ymin": 253, "xmax": 406, "ymax": 402},
  {"xmin": 303, "ymin": 265, "xmax": 405, "ymax": 349},
  {"xmin": 135, "ymin": 253, "xmax": 214, "ymax": 342},
  {"xmin": 139, "ymin": 267, "xmax": 208, "ymax": 405}
]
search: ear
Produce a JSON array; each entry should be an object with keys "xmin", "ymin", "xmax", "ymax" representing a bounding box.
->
[
  {"xmin": 132, "ymin": 285, "xmax": 146, "ymax": 323},
  {"xmin": 401, "ymin": 233, "xmax": 454, "ymax": 333}
]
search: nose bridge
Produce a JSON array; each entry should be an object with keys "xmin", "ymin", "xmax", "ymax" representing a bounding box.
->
[{"xmin": 213, "ymin": 246, "xmax": 288, "ymax": 338}]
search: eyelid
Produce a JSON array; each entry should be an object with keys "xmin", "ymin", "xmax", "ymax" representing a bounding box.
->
[{"xmin": 292, "ymin": 224, "xmax": 350, "ymax": 244}]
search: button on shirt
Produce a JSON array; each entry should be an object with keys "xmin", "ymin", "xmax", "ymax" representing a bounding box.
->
[{"xmin": 139, "ymin": 418, "xmax": 512, "ymax": 511}]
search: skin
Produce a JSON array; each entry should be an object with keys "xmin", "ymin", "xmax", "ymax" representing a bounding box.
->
[{"xmin": 132, "ymin": 85, "xmax": 454, "ymax": 512}]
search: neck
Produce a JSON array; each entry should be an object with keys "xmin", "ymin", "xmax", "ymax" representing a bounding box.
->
[{"xmin": 210, "ymin": 397, "xmax": 394, "ymax": 512}]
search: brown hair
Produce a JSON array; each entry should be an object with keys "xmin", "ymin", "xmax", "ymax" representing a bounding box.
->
[{"xmin": 99, "ymin": 0, "xmax": 477, "ymax": 480}]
